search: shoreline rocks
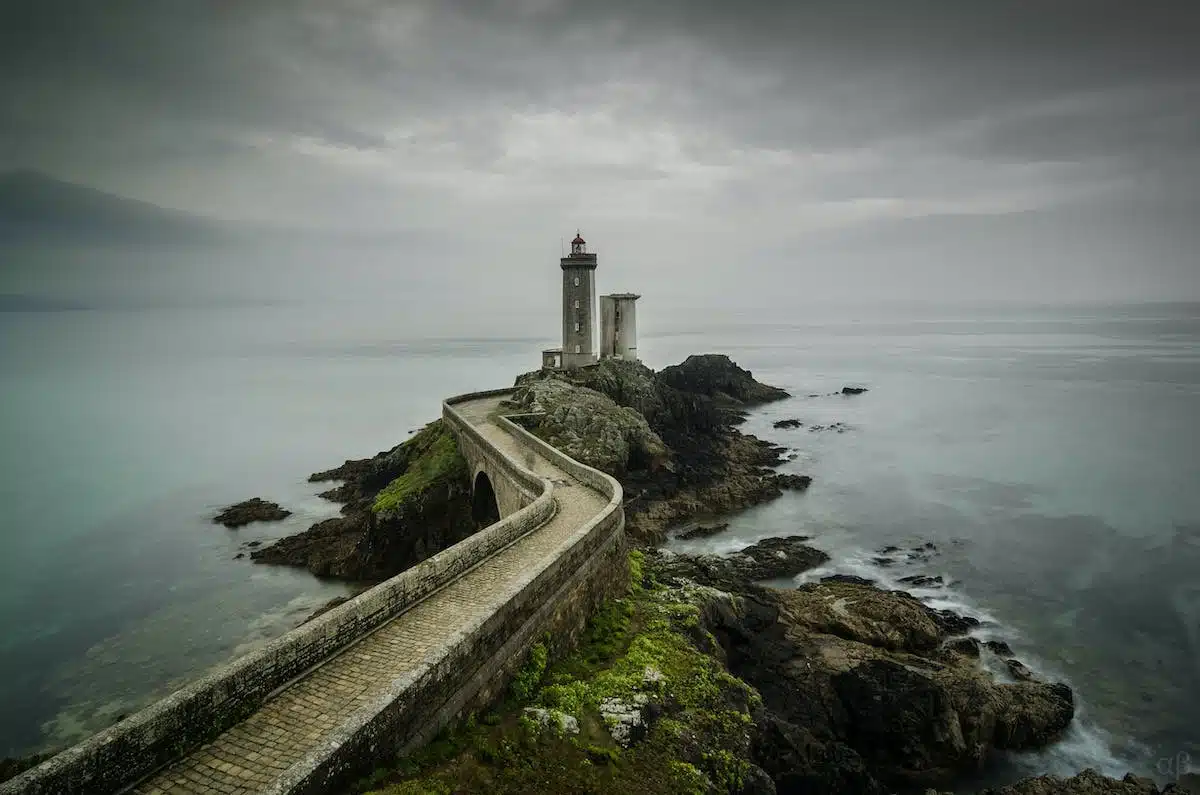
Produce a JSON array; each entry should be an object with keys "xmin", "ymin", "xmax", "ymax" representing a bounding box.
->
[
  {"xmin": 653, "ymin": 536, "xmax": 830, "ymax": 591},
  {"xmin": 251, "ymin": 420, "xmax": 476, "ymax": 581},
  {"xmin": 236, "ymin": 351, "xmax": 1166, "ymax": 795},
  {"xmin": 213, "ymin": 498, "xmax": 290, "ymax": 528},
  {"xmin": 938, "ymin": 769, "xmax": 1199, "ymax": 794},
  {"xmin": 674, "ymin": 522, "xmax": 729, "ymax": 541},
  {"xmin": 649, "ymin": 549, "xmax": 1077, "ymax": 790},
  {"xmin": 513, "ymin": 354, "xmax": 809, "ymax": 545}
]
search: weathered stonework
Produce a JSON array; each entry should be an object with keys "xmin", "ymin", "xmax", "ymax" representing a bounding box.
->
[{"xmin": 2, "ymin": 389, "xmax": 622, "ymax": 795}]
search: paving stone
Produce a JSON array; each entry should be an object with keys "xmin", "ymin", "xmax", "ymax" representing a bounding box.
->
[{"xmin": 132, "ymin": 396, "xmax": 609, "ymax": 794}]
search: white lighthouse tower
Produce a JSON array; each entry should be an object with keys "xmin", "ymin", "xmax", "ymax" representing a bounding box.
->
[{"xmin": 558, "ymin": 231, "xmax": 599, "ymax": 369}]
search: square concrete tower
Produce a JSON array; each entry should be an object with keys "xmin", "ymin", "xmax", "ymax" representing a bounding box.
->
[{"xmin": 560, "ymin": 231, "xmax": 598, "ymax": 368}]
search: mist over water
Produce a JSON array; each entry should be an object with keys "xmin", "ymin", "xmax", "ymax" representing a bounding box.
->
[{"xmin": 1, "ymin": 249, "xmax": 1197, "ymax": 790}]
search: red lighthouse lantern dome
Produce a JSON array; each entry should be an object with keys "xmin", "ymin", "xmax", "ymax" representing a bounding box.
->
[{"xmin": 570, "ymin": 231, "xmax": 586, "ymax": 255}]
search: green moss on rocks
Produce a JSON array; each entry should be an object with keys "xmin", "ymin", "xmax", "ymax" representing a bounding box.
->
[
  {"xmin": 358, "ymin": 553, "xmax": 762, "ymax": 795},
  {"xmin": 372, "ymin": 422, "xmax": 469, "ymax": 516}
]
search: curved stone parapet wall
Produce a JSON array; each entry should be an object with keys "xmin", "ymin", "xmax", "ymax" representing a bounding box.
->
[
  {"xmin": 3, "ymin": 392, "xmax": 557, "ymax": 795},
  {"xmin": 498, "ymin": 413, "xmax": 623, "ymax": 509},
  {"xmin": 443, "ymin": 389, "xmax": 543, "ymax": 516},
  {"xmin": 274, "ymin": 397, "xmax": 626, "ymax": 794}
]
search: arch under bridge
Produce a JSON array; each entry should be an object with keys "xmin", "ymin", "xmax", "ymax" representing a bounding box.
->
[{"xmin": 3, "ymin": 390, "xmax": 626, "ymax": 795}]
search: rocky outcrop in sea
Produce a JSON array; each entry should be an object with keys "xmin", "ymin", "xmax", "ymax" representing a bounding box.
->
[
  {"xmin": 212, "ymin": 498, "xmax": 291, "ymax": 528},
  {"xmin": 237, "ymin": 353, "xmax": 1173, "ymax": 795},
  {"xmin": 512, "ymin": 354, "xmax": 807, "ymax": 544},
  {"xmin": 250, "ymin": 420, "xmax": 477, "ymax": 580}
]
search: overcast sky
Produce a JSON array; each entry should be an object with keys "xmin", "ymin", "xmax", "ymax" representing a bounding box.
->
[{"xmin": 2, "ymin": 0, "xmax": 1199, "ymax": 306}]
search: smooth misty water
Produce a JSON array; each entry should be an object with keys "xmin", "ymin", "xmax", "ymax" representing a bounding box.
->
[{"xmin": 1, "ymin": 298, "xmax": 1198, "ymax": 790}]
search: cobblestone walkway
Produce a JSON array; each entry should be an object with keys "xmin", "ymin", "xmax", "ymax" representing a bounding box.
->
[{"xmin": 133, "ymin": 396, "xmax": 608, "ymax": 794}]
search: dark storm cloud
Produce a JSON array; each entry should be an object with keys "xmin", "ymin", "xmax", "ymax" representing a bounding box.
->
[
  {"xmin": 1, "ymin": 0, "xmax": 1198, "ymax": 300},
  {"xmin": 6, "ymin": 1, "xmax": 1197, "ymax": 165}
]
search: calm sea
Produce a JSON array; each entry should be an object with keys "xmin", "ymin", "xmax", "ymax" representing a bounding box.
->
[{"xmin": 1, "ymin": 293, "xmax": 1197, "ymax": 788}]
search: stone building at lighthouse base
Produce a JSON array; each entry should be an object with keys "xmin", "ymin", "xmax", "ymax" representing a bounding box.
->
[{"xmin": 541, "ymin": 232, "xmax": 641, "ymax": 371}]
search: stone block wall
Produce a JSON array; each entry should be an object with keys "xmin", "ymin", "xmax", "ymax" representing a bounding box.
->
[
  {"xmin": 2, "ymin": 393, "xmax": 555, "ymax": 795},
  {"xmin": 4, "ymin": 390, "xmax": 623, "ymax": 795},
  {"xmin": 270, "ymin": 412, "xmax": 625, "ymax": 795},
  {"xmin": 443, "ymin": 389, "xmax": 545, "ymax": 516}
]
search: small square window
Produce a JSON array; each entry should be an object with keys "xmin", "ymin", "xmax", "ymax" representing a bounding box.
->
[{"xmin": 575, "ymin": 344, "xmax": 581, "ymax": 354}]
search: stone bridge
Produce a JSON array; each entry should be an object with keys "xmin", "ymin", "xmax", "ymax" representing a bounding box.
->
[{"xmin": 3, "ymin": 389, "xmax": 626, "ymax": 795}]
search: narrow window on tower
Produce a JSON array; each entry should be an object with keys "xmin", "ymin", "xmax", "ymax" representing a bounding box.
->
[
  {"xmin": 574, "ymin": 299, "xmax": 580, "ymax": 309},
  {"xmin": 574, "ymin": 276, "xmax": 580, "ymax": 286},
  {"xmin": 574, "ymin": 345, "xmax": 581, "ymax": 354},
  {"xmin": 574, "ymin": 322, "xmax": 580, "ymax": 332}
]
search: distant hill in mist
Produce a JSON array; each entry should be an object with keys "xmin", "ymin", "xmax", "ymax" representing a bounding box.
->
[{"xmin": 0, "ymin": 170, "xmax": 222, "ymax": 245}]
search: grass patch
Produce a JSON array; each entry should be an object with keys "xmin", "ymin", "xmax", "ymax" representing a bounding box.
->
[
  {"xmin": 358, "ymin": 552, "xmax": 762, "ymax": 795},
  {"xmin": 373, "ymin": 421, "xmax": 469, "ymax": 515}
]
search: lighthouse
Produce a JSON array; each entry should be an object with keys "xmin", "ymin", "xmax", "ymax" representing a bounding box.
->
[
  {"xmin": 559, "ymin": 231, "xmax": 599, "ymax": 369},
  {"xmin": 540, "ymin": 231, "xmax": 642, "ymax": 370}
]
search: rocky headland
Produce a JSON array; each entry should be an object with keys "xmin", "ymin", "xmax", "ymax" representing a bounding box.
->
[
  {"xmin": 507, "ymin": 354, "xmax": 809, "ymax": 545},
  {"xmin": 358, "ymin": 542, "xmax": 1195, "ymax": 795},
  {"xmin": 249, "ymin": 353, "xmax": 815, "ymax": 583},
  {"xmin": 231, "ymin": 354, "xmax": 1179, "ymax": 795},
  {"xmin": 250, "ymin": 420, "xmax": 478, "ymax": 580}
]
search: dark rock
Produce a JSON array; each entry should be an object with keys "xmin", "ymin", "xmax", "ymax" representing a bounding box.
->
[
  {"xmin": 654, "ymin": 536, "xmax": 829, "ymax": 591},
  {"xmin": 878, "ymin": 545, "xmax": 901, "ymax": 554},
  {"xmin": 897, "ymin": 574, "xmax": 944, "ymax": 588},
  {"xmin": 945, "ymin": 637, "xmax": 981, "ymax": 657},
  {"xmin": 511, "ymin": 356, "xmax": 804, "ymax": 544},
  {"xmin": 245, "ymin": 540, "xmax": 261, "ymax": 548},
  {"xmin": 735, "ymin": 537, "xmax": 830, "ymax": 581},
  {"xmin": 657, "ymin": 354, "xmax": 791, "ymax": 406},
  {"xmin": 771, "ymin": 473, "xmax": 813, "ymax": 492},
  {"xmin": 1006, "ymin": 658, "xmax": 1035, "ymax": 681},
  {"xmin": 929, "ymin": 608, "xmax": 981, "ymax": 636},
  {"xmin": 253, "ymin": 420, "xmax": 476, "ymax": 581},
  {"xmin": 821, "ymin": 574, "xmax": 877, "ymax": 586},
  {"xmin": 809, "ymin": 422, "xmax": 851, "ymax": 433},
  {"xmin": 833, "ymin": 658, "xmax": 1074, "ymax": 785},
  {"xmin": 723, "ymin": 409, "xmax": 750, "ymax": 426},
  {"xmin": 985, "ymin": 640, "xmax": 1015, "ymax": 657},
  {"xmin": 871, "ymin": 557, "xmax": 895, "ymax": 567},
  {"xmin": 684, "ymin": 572, "xmax": 1076, "ymax": 790},
  {"xmin": 234, "ymin": 553, "xmax": 244, "ymax": 559},
  {"xmin": 784, "ymin": 581, "xmax": 944, "ymax": 652},
  {"xmin": 773, "ymin": 418, "xmax": 804, "ymax": 429},
  {"xmin": 833, "ymin": 658, "xmax": 970, "ymax": 783},
  {"xmin": 841, "ymin": 386, "xmax": 868, "ymax": 395},
  {"xmin": 752, "ymin": 713, "xmax": 885, "ymax": 795},
  {"xmin": 675, "ymin": 522, "xmax": 730, "ymax": 541},
  {"xmin": 317, "ymin": 482, "xmax": 358, "ymax": 504},
  {"xmin": 505, "ymin": 377, "xmax": 668, "ymax": 478},
  {"xmin": 976, "ymin": 769, "xmax": 1167, "ymax": 794},
  {"xmin": 213, "ymin": 498, "xmax": 291, "ymax": 529},
  {"xmin": 1174, "ymin": 773, "xmax": 1200, "ymax": 794}
]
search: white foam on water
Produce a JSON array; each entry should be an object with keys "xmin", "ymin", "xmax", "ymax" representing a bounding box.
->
[
  {"xmin": 1001, "ymin": 718, "xmax": 1138, "ymax": 783},
  {"xmin": 796, "ymin": 543, "xmax": 1147, "ymax": 784}
]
